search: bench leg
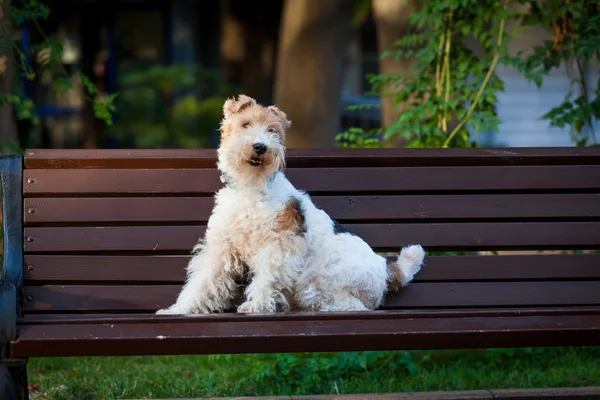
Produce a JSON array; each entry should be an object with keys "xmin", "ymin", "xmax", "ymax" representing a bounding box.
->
[{"xmin": 0, "ymin": 364, "xmax": 28, "ymax": 400}]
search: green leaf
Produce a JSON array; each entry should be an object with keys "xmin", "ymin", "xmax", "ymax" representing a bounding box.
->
[{"xmin": 79, "ymin": 73, "xmax": 99, "ymax": 95}]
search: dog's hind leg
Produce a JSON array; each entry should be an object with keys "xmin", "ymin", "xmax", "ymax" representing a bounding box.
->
[{"xmin": 157, "ymin": 241, "xmax": 239, "ymax": 314}]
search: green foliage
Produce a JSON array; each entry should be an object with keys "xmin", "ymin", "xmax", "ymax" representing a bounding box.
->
[
  {"xmin": 0, "ymin": 0, "xmax": 114, "ymax": 142},
  {"xmin": 0, "ymin": 139, "xmax": 22, "ymax": 155},
  {"xmin": 508, "ymin": 0, "xmax": 599, "ymax": 146},
  {"xmin": 352, "ymin": 0, "xmax": 373, "ymax": 27},
  {"xmin": 339, "ymin": 0, "xmax": 599, "ymax": 149},
  {"xmin": 10, "ymin": 0, "xmax": 49, "ymax": 24},
  {"xmin": 336, "ymin": 127, "xmax": 384, "ymax": 148},
  {"xmin": 339, "ymin": 0, "xmax": 517, "ymax": 149},
  {"xmin": 111, "ymin": 65, "xmax": 240, "ymax": 148},
  {"xmin": 0, "ymin": 92, "xmax": 38, "ymax": 124},
  {"xmin": 211, "ymin": 351, "xmax": 422, "ymax": 394},
  {"xmin": 27, "ymin": 347, "xmax": 600, "ymax": 399}
]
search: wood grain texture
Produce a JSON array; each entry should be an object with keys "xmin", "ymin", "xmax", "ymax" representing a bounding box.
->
[
  {"xmin": 23, "ymin": 194, "xmax": 600, "ymax": 224},
  {"xmin": 23, "ymin": 222, "xmax": 600, "ymax": 253},
  {"xmin": 22, "ymin": 254, "xmax": 600, "ymax": 284},
  {"xmin": 23, "ymin": 147, "xmax": 600, "ymax": 169},
  {"xmin": 22, "ymin": 282, "xmax": 600, "ymax": 312},
  {"xmin": 151, "ymin": 387, "xmax": 600, "ymax": 399},
  {"xmin": 14, "ymin": 148, "xmax": 600, "ymax": 365},
  {"xmin": 17, "ymin": 307, "xmax": 600, "ymax": 325},
  {"xmin": 22, "ymin": 165, "xmax": 600, "ymax": 195},
  {"xmin": 194, "ymin": 387, "xmax": 600, "ymax": 400},
  {"xmin": 11, "ymin": 314, "xmax": 600, "ymax": 357}
]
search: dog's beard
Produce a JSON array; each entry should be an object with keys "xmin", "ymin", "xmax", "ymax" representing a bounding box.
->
[{"xmin": 218, "ymin": 138, "xmax": 286, "ymax": 189}]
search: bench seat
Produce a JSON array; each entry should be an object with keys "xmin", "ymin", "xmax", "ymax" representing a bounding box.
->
[{"xmin": 13, "ymin": 307, "xmax": 600, "ymax": 357}]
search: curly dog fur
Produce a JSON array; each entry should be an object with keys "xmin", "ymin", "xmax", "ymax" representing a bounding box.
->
[{"xmin": 157, "ymin": 95, "xmax": 425, "ymax": 314}]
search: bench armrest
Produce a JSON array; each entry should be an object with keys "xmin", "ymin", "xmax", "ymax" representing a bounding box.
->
[
  {"xmin": 0, "ymin": 280, "xmax": 16, "ymax": 345},
  {"xmin": 0, "ymin": 156, "xmax": 23, "ymax": 351}
]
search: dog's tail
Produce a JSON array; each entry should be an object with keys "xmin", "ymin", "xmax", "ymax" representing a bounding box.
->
[{"xmin": 386, "ymin": 244, "xmax": 425, "ymax": 291}]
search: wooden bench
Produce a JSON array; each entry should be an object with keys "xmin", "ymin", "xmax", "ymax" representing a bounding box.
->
[{"xmin": 1, "ymin": 147, "xmax": 600, "ymax": 399}]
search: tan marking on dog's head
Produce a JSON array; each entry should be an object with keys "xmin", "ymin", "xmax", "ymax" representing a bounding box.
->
[
  {"xmin": 275, "ymin": 199, "xmax": 306, "ymax": 235},
  {"xmin": 267, "ymin": 105, "xmax": 292, "ymax": 130},
  {"xmin": 223, "ymin": 94, "xmax": 256, "ymax": 119},
  {"xmin": 220, "ymin": 95, "xmax": 290, "ymax": 143},
  {"xmin": 217, "ymin": 95, "xmax": 290, "ymax": 189}
]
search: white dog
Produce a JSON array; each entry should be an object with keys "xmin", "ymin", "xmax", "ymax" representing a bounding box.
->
[{"xmin": 157, "ymin": 95, "xmax": 425, "ymax": 314}]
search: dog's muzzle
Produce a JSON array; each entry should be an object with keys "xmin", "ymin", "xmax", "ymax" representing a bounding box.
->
[
  {"xmin": 248, "ymin": 142, "xmax": 267, "ymax": 166},
  {"xmin": 253, "ymin": 143, "xmax": 267, "ymax": 155}
]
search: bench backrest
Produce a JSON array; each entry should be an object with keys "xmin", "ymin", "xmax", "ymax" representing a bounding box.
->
[{"xmin": 18, "ymin": 148, "xmax": 600, "ymax": 315}]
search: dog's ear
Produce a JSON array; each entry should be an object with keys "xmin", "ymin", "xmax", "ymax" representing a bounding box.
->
[
  {"xmin": 268, "ymin": 106, "xmax": 292, "ymax": 129},
  {"xmin": 223, "ymin": 95, "xmax": 257, "ymax": 119}
]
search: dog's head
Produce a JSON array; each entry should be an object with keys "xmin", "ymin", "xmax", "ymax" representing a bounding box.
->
[{"xmin": 217, "ymin": 95, "xmax": 291, "ymax": 188}]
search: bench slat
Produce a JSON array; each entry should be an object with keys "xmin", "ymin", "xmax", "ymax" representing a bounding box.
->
[
  {"xmin": 23, "ymin": 166, "xmax": 600, "ymax": 195},
  {"xmin": 11, "ymin": 314, "xmax": 600, "ymax": 357},
  {"xmin": 23, "ymin": 254, "xmax": 600, "ymax": 284},
  {"xmin": 18, "ymin": 307, "xmax": 600, "ymax": 325},
  {"xmin": 23, "ymin": 194, "xmax": 600, "ymax": 224},
  {"xmin": 23, "ymin": 148, "xmax": 600, "ymax": 169},
  {"xmin": 23, "ymin": 222, "xmax": 600, "ymax": 253},
  {"xmin": 22, "ymin": 282, "xmax": 600, "ymax": 312}
]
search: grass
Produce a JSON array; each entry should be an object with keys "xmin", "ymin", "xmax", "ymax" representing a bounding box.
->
[{"xmin": 28, "ymin": 347, "xmax": 600, "ymax": 399}]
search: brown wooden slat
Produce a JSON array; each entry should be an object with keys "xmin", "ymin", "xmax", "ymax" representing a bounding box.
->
[
  {"xmin": 24, "ymin": 169, "xmax": 220, "ymax": 195},
  {"xmin": 23, "ymin": 222, "xmax": 600, "ymax": 253},
  {"xmin": 292, "ymin": 387, "xmax": 600, "ymax": 400},
  {"xmin": 24, "ymin": 255, "xmax": 189, "ymax": 283},
  {"xmin": 299, "ymin": 387, "xmax": 600, "ymax": 400},
  {"xmin": 23, "ymin": 194, "xmax": 600, "ymax": 224},
  {"xmin": 22, "ymin": 282, "xmax": 600, "ymax": 312},
  {"xmin": 149, "ymin": 387, "xmax": 600, "ymax": 400},
  {"xmin": 17, "ymin": 307, "xmax": 600, "ymax": 325},
  {"xmin": 293, "ymin": 388, "xmax": 600, "ymax": 400},
  {"xmin": 23, "ymin": 147, "xmax": 600, "ymax": 169},
  {"xmin": 180, "ymin": 387, "xmax": 600, "ymax": 400},
  {"xmin": 24, "ymin": 197, "xmax": 215, "ymax": 224},
  {"xmin": 11, "ymin": 314, "xmax": 600, "ymax": 357},
  {"xmin": 23, "ymin": 226, "xmax": 205, "ymax": 253},
  {"xmin": 490, "ymin": 388, "xmax": 600, "ymax": 400},
  {"xmin": 23, "ymin": 254, "xmax": 600, "ymax": 284},
  {"xmin": 107, "ymin": 387, "xmax": 600, "ymax": 400},
  {"xmin": 22, "ymin": 166, "xmax": 600, "ymax": 195},
  {"xmin": 137, "ymin": 387, "xmax": 600, "ymax": 400}
]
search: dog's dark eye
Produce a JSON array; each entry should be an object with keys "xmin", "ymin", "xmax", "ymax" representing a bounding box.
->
[
  {"xmin": 268, "ymin": 127, "xmax": 277, "ymax": 133},
  {"xmin": 242, "ymin": 122, "xmax": 251, "ymax": 129}
]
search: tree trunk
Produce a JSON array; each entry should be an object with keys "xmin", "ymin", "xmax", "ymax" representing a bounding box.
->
[
  {"xmin": 242, "ymin": 29, "xmax": 276, "ymax": 104},
  {"xmin": 0, "ymin": 0, "xmax": 19, "ymax": 153},
  {"xmin": 220, "ymin": 0, "xmax": 245, "ymax": 85},
  {"xmin": 274, "ymin": 0, "xmax": 352, "ymax": 148},
  {"xmin": 372, "ymin": 0, "xmax": 416, "ymax": 131},
  {"xmin": 220, "ymin": 0, "xmax": 281, "ymax": 105}
]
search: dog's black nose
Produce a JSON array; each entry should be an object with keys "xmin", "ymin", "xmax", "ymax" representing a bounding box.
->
[{"xmin": 253, "ymin": 143, "xmax": 267, "ymax": 155}]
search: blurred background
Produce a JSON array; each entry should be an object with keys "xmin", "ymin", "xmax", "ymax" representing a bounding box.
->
[{"xmin": 0, "ymin": 0, "xmax": 598, "ymax": 150}]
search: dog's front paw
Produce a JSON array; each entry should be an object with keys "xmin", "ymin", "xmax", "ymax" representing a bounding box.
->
[
  {"xmin": 156, "ymin": 305, "xmax": 191, "ymax": 315},
  {"xmin": 237, "ymin": 300, "xmax": 276, "ymax": 314},
  {"xmin": 156, "ymin": 308, "xmax": 178, "ymax": 315}
]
